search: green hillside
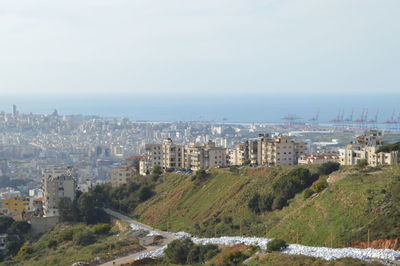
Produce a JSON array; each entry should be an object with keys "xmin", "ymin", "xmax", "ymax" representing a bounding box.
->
[{"xmin": 133, "ymin": 165, "xmax": 400, "ymax": 247}]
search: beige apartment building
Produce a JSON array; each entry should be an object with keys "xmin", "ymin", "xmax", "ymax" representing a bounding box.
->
[
  {"xmin": 184, "ymin": 141, "xmax": 227, "ymax": 171},
  {"xmin": 298, "ymin": 154, "xmax": 339, "ymax": 165},
  {"xmin": 140, "ymin": 139, "xmax": 227, "ymax": 174},
  {"xmin": 229, "ymin": 134, "xmax": 307, "ymax": 166},
  {"xmin": 339, "ymin": 130, "xmax": 398, "ymax": 166},
  {"xmin": 109, "ymin": 165, "xmax": 136, "ymax": 187},
  {"xmin": 42, "ymin": 167, "xmax": 77, "ymax": 217}
]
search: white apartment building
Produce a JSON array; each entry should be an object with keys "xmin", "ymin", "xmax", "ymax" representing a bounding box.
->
[
  {"xmin": 42, "ymin": 167, "xmax": 77, "ymax": 217},
  {"xmin": 339, "ymin": 130, "xmax": 398, "ymax": 166}
]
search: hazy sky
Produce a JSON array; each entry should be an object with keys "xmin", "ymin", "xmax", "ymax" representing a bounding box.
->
[{"xmin": 1, "ymin": 0, "xmax": 399, "ymax": 96}]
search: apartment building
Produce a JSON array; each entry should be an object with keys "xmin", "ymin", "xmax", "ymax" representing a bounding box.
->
[
  {"xmin": 339, "ymin": 130, "xmax": 398, "ymax": 166},
  {"xmin": 141, "ymin": 138, "xmax": 184, "ymax": 173},
  {"xmin": 2, "ymin": 197, "xmax": 30, "ymax": 215},
  {"xmin": 109, "ymin": 165, "xmax": 136, "ymax": 187},
  {"xmin": 230, "ymin": 134, "xmax": 307, "ymax": 166},
  {"xmin": 140, "ymin": 139, "xmax": 227, "ymax": 174},
  {"xmin": 184, "ymin": 141, "xmax": 227, "ymax": 171},
  {"xmin": 298, "ymin": 154, "xmax": 339, "ymax": 165},
  {"xmin": 42, "ymin": 167, "xmax": 77, "ymax": 217}
]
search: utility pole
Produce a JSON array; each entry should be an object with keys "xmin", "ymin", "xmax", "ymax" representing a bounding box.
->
[{"xmin": 368, "ymin": 229, "xmax": 371, "ymax": 248}]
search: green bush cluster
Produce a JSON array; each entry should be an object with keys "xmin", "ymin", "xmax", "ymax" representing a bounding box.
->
[
  {"xmin": 267, "ymin": 239, "xmax": 288, "ymax": 252},
  {"xmin": 88, "ymin": 178, "xmax": 155, "ymax": 214},
  {"xmin": 92, "ymin": 224, "xmax": 111, "ymax": 235},
  {"xmin": 192, "ymin": 169, "xmax": 211, "ymax": 185},
  {"xmin": 249, "ymin": 163, "xmax": 339, "ymax": 212},
  {"xmin": 164, "ymin": 238, "xmax": 219, "ymax": 264},
  {"xmin": 0, "ymin": 216, "xmax": 31, "ymax": 259},
  {"xmin": 249, "ymin": 168, "xmax": 319, "ymax": 212}
]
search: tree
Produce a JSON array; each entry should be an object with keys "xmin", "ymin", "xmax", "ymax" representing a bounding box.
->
[
  {"xmin": 0, "ymin": 216, "xmax": 14, "ymax": 234},
  {"xmin": 77, "ymin": 193, "xmax": 109, "ymax": 224},
  {"xmin": 259, "ymin": 194, "xmax": 274, "ymax": 212},
  {"xmin": 92, "ymin": 224, "xmax": 111, "ymax": 235},
  {"xmin": 6, "ymin": 241, "xmax": 22, "ymax": 256},
  {"xmin": 58, "ymin": 197, "xmax": 79, "ymax": 222},
  {"xmin": 248, "ymin": 193, "xmax": 261, "ymax": 213},
  {"xmin": 271, "ymin": 196, "xmax": 287, "ymax": 211},
  {"xmin": 164, "ymin": 238, "xmax": 194, "ymax": 264},
  {"xmin": 311, "ymin": 178, "xmax": 328, "ymax": 193},
  {"xmin": 8, "ymin": 221, "xmax": 30, "ymax": 235},
  {"xmin": 152, "ymin": 165, "xmax": 162, "ymax": 176},
  {"xmin": 73, "ymin": 230, "xmax": 96, "ymax": 246},
  {"xmin": 318, "ymin": 162, "xmax": 340, "ymax": 175},
  {"xmin": 138, "ymin": 186, "xmax": 154, "ymax": 202}
]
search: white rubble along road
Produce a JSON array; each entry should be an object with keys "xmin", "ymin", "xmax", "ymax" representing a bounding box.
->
[{"xmin": 131, "ymin": 224, "xmax": 400, "ymax": 262}]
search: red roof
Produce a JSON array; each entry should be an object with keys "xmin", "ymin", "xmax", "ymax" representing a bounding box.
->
[{"xmin": 127, "ymin": 155, "xmax": 146, "ymax": 161}]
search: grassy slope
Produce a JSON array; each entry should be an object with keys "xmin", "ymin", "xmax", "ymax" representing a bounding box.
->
[
  {"xmin": 3, "ymin": 223, "xmax": 141, "ymax": 266},
  {"xmin": 134, "ymin": 166, "xmax": 400, "ymax": 247}
]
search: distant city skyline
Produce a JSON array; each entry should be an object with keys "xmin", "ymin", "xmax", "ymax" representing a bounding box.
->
[
  {"xmin": 1, "ymin": 0, "xmax": 400, "ymax": 95},
  {"xmin": 1, "ymin": 93, "xmax": 399, "ymax": 124}
]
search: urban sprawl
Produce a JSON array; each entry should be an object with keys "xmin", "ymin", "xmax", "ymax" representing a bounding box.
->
[{"xmin": 0, "ymin": 106, "xmax": 399, "ymax": 237}]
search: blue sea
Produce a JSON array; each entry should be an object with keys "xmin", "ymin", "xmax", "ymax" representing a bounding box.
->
[{"xmin": 0, "ymin": 93, "xmax": 399, "ymax": 123}]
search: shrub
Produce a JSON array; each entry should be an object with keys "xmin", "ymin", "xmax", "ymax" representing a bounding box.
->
[
  {"xmin": 0, "ymin": 216, "xmax": 14, "ymax": 234},
  {"xmin": 164, "ymin": 238, "xmax": 194, "ymax": 264},
  {"xmin": 318, "ymin": 162, "xmax": 340, "ymax": 175},
  {"xmin": 8, "ymin": 221, "xmax": 31, "ymax": 235},
  {"xmin": 271, "ymin": 196, "xmax": 287, "ymax": 210},
  {"xmin": 138, "ymin": 186, "xmax": 154, "ymax": 202},
  {"xmin": 6, "ymin": 241, "xmax": 22, "ymax": 256},
  {"xmin": 59, "ymin": 229, "xmax": 74, "ymax": 241},
  {"xmin": 92, "ymin": 224, "xmax": 111, "ymax": 235},
  {"xmin": 267, "ymin": 239, "xmax": 288, "ymax": 252},
  {"xmin": 73, "ymin": 230, "xmax": 96, "ymax": 246},
  {"xmin": 46, "ymin": 239, "xmax": 58, "ymax": 249},
  {"xmin": 223, "ymin": 251, "xmax": 249, "ymax": 265},
  {"xmin": 303, "ymin": 188, "xmax": 314, "ymax": 199},
  {"xmin": 311, "ymin": 178, "xmax": 328, "ymax": 193},
  {"xmin": 192, "ymin": 169, "xmax": 209, "ymax": 181},
  {"xmin": 17, "ymin": 245, "xmax": 33, "ymax": 258}
]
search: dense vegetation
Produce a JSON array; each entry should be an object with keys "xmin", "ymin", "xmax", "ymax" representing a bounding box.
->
[
  {"xmin": 0, "ymin": 216, "xmax": 31, "ymax": 261},
  {"xmin": 164, "ymin": 238, "xmax": 219, "ymax": 264},
  {"xmin": 3, "ymin": 223, "xmax": 141, "ymax": 266},
  {"xmin": 133, "ymin": 164, "xmax": 400, "ymax": 247}
]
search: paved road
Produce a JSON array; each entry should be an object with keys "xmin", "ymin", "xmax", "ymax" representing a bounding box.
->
[{"xmin": 100, "ymin": 209, "xmax": 176, "ymax": 266}]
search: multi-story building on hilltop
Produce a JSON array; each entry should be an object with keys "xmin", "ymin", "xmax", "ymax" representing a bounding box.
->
[
  {"xmin": 183, "ymin": 141, "xmax": 227, "ymax": 171},
  {"xmin": 108, "ymin": 165, "xmax": 136, "ymax": 187},
  {"xmin": 42, "ymin": 167, "xmax": 77, "ymax": 217},
  {"xmin": 140, "ymin": 139, "xmax": 227, "ymax": 174},
  {"xmin": 229, "ymin": 134, "xmax": 307, "ymax": 166},
  {"xmin": 339, "ymin": 130, "xmax": 398, "ymax": 166}
]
